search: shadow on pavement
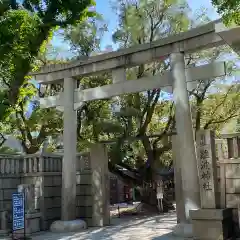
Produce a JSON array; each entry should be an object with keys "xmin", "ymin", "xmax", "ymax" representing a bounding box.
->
[{"xmin": 27, "ymin": 212, "xmax": 178, "ymax": 240}]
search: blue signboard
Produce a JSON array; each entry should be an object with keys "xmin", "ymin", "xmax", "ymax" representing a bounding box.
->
[{"xmin": 12, "ymin": 193, "xmax": 25, "ymax": 231}]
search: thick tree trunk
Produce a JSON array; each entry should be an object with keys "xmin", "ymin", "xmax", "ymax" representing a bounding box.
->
[
  {"xmin": 25, "ymin": 146, "xmax": 41, "ymax": 154},
  {"xmin": 141, "ymin": 136, "xmax": 154, "ymax": 181},
  {"xmin": 140, "ymin": 136, "xmax": 174, "ymax": 211},
  {"xmin": 8, "ymin": 26, "xmax": 50, "ymax": 109}
]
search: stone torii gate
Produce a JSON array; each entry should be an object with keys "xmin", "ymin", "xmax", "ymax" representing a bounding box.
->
[{"xmin": 32, "ymin": 20, "xmax": 240, "ymax": 235}]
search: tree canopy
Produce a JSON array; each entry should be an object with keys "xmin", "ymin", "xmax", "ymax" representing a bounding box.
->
[
  {"xmin": 0, "ymin": 0, "xmax": 94, "ymax": 120},
  {"xmin": 59, "ymin": 0, "xmax": 239, "ymax": 181},
  {"xmin": 212, "ymin": 0, "xmax": 240, "ymax": 25}
]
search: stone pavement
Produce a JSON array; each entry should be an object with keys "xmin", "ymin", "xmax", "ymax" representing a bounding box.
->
[
  {"xmin": 0, "ymin": 212, "xmax": 185, "ymax": 240},
  {"xmin": 28, "ymin": 212, "xmax": 184, "ymax": 240}
]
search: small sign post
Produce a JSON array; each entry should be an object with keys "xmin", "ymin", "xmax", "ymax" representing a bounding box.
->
[{"xmin": 12, "ymin": 192, "xmax": 25, "ymax": 239}]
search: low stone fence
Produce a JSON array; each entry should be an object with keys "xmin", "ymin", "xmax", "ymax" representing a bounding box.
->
[
  {"xmin": 0, "ymin": 146, "xmax": 109, "ymax": 233},
  {"xmin": 0, "ymin": 152, "xmax": 90, "ymax": 174}
]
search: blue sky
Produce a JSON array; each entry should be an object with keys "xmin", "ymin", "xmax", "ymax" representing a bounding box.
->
[
  {"xmin": 94, "ymin": 0, "xmax": 219, "ymax": 48},
  {"xmin": 51, "ymin": 0, "xmax": 220, "ymax": 56}
]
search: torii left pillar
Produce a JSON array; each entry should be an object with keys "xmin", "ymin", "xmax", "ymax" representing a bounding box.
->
[
  {"xmin": 50, "ymin": 79, "xmax": 87, "ymax": 232},
  {"xmin": 62, "ymin": 77, "xmax": 77, "ymax": 220}
]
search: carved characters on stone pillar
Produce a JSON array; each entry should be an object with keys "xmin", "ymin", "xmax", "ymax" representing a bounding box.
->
[
  {"xmin": 200, "ymin": 149, "xmax": 209, "ymax": 160},
  {"xmin": 202, "ymin": 182, "xmax": 212, "ymax": 190},
  {"xmin": 200, "ymin": 134, "xmax": 206, "ymax": 146},
  {"xmin": 200, "ymin": 159, "xmax": 209, "ymax": 170},
  {"xmin": 199, "ymin": 146, "xmax": 212, "ymax": 191},
  {"xmin": 196, "ymin": 130, "xmax": 218, "ymax": 209}
]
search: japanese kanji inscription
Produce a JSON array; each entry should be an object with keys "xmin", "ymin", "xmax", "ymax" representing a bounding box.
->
[{"xmin": 196, "ymin": 130, "xmax": 218, "ymax": 208}]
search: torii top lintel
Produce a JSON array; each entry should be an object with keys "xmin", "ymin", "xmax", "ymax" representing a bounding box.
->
[{"xmin": 31, "ymin": 19, "xmax": 240, "ymax": 84}]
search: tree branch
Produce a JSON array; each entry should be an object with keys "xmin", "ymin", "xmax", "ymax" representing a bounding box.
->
[
  {"xmin": 204, "ymin": 113, "xmax": 239, "ymax": 128},
  {"xmin": 1, "ymin": 76, "xmax": 11, "ymax": 88},
  {"xmin": 17, "ymin": 102, "xmax": 33, "ymax": 143},
  {"xmin": 36, "ymin": 126, "xmax": 47, "ymax": 146},
  {"xmin": 152, "ymin": 102, "xmax": 174, "ymax": 148},
  {"xmin": 0, "ymin": 133, "xmax": 6, "ymax": 148},
  {"xmin": 155, "ymin": 142, "xmax": 172, "ymax": 156},
  {"xmin": 15, "ymin": 111, "xmax": 28, "ymax": 151},
  {"xmin": 203, "ymin": 85, "xmax": 236, "ymax": 128},
  {"xmin": 139, "ymin": 90, "xmax": 160, "ymax": 135},
  {"xmin": 140, "ymin": 90, "xmax": 155, "ymax": 127}
]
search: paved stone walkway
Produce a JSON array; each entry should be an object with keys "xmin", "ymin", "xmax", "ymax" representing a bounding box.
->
[{"xmin": 30, "ymin": 212, "xmax": 183, "ymax": 240}]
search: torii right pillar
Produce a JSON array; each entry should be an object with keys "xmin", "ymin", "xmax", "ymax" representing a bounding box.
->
[{"xmin": 170, "ymin": 49, "xmax": 201, "ymax": 237}]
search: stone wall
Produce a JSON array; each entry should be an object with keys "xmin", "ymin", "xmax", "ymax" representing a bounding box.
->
[
  {"xmin": 0, "ymin": 156, "xmax": 22, "ymax": 224},
  {"xmin": 216, "ymin": 133, "xmax": 240, "ymax": 233},
  {"xmin": 0, "ymin": 148, "xmax": 107, "ymax": 232},
  {"xmin": 216, "ymin": 134, "xmax": 240, "ymax": 208}
]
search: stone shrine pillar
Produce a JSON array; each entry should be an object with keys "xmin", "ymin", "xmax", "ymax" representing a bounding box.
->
[
  {"xmin": 196, "ymin": 130, "xmax": 219, "ymax": 209},
  {"xmin": 90, "ymin": 143, "xmax": 110, "ymax": 227},
  {"xmin": 171, "ymin": 50, "xmax": 200, "ymax": 237},
  {"xmin": 190, "ymin": 130, "xmax": 233, "ymax": 240},
  {"xmin": 172, "ymin": 135, "xmax": 186, "ymax": 224},
  {"xmin": 50, "ymin": 78, "xmax": 87, "ymax": 233},
  {"xmin": 62, "ymin": 77, "xmax": 77, "ymax": 221}
]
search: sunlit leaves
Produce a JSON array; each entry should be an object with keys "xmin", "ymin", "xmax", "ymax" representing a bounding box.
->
[
  {"xmin": 115, "ymin": 107, "xmax": 141, "ymax": 118},
  {"xmin": 201, "ymin": 84, "xmax": 240, "ymax": 131},
  {"xmin": 64, "ymin": 13, "xmax": 107, "ymax": 56},
  {"xmin": 2, "ymin": 103, "xmax": 63, "ymax": 154},
  {"xmin": 0, "ymin": 0, "xmax": 94, "ymax": 121},
  {"xmin": 96, "ymin": 121, "xmax": 124, "ymax": 134},
  {"xmin": 112, "ymin": 0, "xmax": 191, "ymax": 47},
  {"xmin": 212, "ymin": 0, "xmax": 240, "ymax": 26},
  {"xmin": 0, "ymin": 6, "xmax": 39, "ymax": 116}
]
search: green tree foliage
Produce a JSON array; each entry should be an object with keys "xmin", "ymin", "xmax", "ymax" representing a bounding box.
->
[
  {"xmin": 211, "ymin": 0, "xmax": 240, "ymax": 25},
  {"xmin": 64, "ymin": 0, "xmax": 240, "ymax": 182},
  {"xmin": 75, "ymin": 75, "xmax": 112, "ymax": 151},
  {"xmin": 63, "ymin": 16, "xmax": 113, "ymax": 151},
  {"xmin": 236, "ymin": 116, "xmax": 240, "ymax": 132},
  {"xmin": 0, "ymin": 0, "xmax": 94, "ymax": 120},
  {"xmin": 191, "ymin": 83, "xmax": 240, "ymax": 135},
  {"xmin": 65, "ymin": 0, "xmax": 185, "ymax": 174},
  {"xmin": 201, "ymin": 85, "xmax": 240, "ymax": 131},
  {"xmin": 112, "ymin": 0, "xmax": 191, "ymax": 47},
  {"xmin": 108, "ymin": 0, "xmax": 240, "ymax": 180},
  {"xmin": 1, "ymin": 91, "xmax": 63, "ymax": 154},
  {"xmin": 187, "ymin": 46, "xmax": 240, "ymax": 133},
  {"xmin": 64, "ymin": 13, "xmax": 107, "ymax": 56},
  {"xmin": 0, "ymin": 17, "xmax": 111, "ymax": 155},
  {"xmin": 109, "ymin": 0, "xmax": 192, "ymax": 179},
  {"xmin": 0, "ymin": 42, "xmax": 68, "ymax": 154}
]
